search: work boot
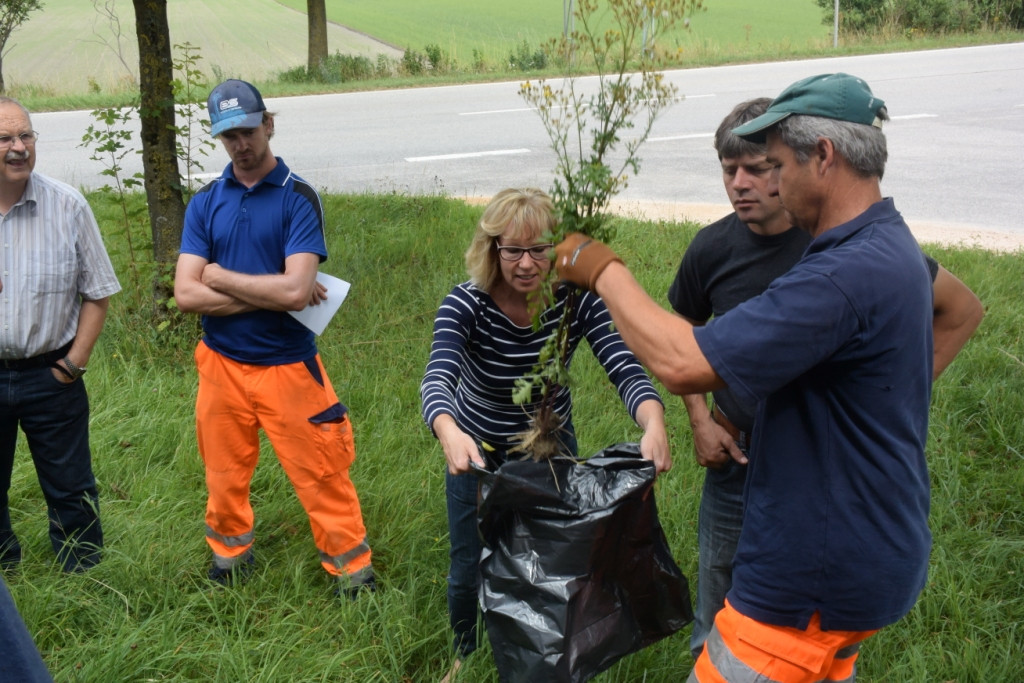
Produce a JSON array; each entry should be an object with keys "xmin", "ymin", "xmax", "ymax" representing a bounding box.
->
[
  {"xmin": 335, "ymin": 573, "xmax": 376, "ymax": 600},
  {"xmin": 207, "ymin": 554, "xmax": 255, "ymax": 587}
]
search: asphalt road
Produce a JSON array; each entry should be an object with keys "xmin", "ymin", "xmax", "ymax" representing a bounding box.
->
[{"xmin": 32, "ymin": 43, "xmax": 1024, "ymax": 235}]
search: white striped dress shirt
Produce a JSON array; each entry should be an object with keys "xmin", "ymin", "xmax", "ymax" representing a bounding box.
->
[{"xmin": 0, "ymin": 173, "xmax": 121, "ymax": 359}]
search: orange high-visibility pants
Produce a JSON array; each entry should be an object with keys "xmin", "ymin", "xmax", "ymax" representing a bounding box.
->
[
  {"xmin": 195, "ymin": 341, "xmax": 372, "ymax": 581},
  {"xmin": 688, "ymin": 600, "xmax": 878, "ymax": 683}
]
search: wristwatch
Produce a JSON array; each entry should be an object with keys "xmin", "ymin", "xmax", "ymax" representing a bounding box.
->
[{"xmin": 62, "ymin": 357, "xmax": 87, "ymax": 380}]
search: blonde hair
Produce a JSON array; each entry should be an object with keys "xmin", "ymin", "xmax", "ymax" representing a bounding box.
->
[{"xmin": 465, "ymin": 188, "xmax": 557, "ymax": 291}]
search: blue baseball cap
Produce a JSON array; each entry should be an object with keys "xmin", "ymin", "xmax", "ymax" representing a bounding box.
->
[
  {"xmin": 732, "ymin": 73, "xmax": 886, "ymax": 143},
  {"xmin": 208, "ymin": 79, "xmax": 266, "ymax": 137}
]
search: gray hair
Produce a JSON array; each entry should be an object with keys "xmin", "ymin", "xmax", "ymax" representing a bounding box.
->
[
  {"xmin": 774, "ymin": 110, "xmax": 890, "ymax": 179},
  {"xmin": 0, "ymin": 96, "xmax": 33, "ymax": 125},
  {"xmin": 714, "ymin": 98, "xmax": 773, "ymax": 160}
]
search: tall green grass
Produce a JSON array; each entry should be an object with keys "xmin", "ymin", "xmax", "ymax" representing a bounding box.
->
[{"xmin": 4, "ymin": 193, "xmax": 1022, "ymax": 681}]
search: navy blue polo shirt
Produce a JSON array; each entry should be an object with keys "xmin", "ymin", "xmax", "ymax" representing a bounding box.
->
[
  {"xmin": 694, "ymin": 199, "xmax": 934, "ymax": 632},
  {"xmin": 180, "ymin": 158, "xmax": 327, "ymax": 364}
]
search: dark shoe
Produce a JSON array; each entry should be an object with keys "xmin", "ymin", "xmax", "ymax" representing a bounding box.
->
[
  {"xmin": 207, "ymin": 555, "xmax": 255, "ymax": 587},
  {"xmin": 60, "ymin": 544, "xmax": 102, "ymax": 574},
  {"xmin": 336, "ymin": 574, "xmax": 376, "ymax": 600},
  {"xmin": 0, "ymin": 543, "xmax": 21, "ymax": 573}
]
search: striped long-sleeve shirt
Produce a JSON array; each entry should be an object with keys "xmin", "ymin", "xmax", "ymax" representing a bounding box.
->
[{"xmin": 420, "ymin": 281, "xmax": 662, "ymax": 451}]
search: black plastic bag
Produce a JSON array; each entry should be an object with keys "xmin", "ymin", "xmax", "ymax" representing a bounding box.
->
[{"xmin": 475, "ymin": 443, "xmax": 693, "ymax": 683}]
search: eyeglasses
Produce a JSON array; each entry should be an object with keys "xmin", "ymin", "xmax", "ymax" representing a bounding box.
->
[
  {"xmin": 0, "ymin": 131, "xmax": 38, "ymax": 149},
  {"xmin": 496, "ymin": 243, "xmax": 553, "ymax": 262}
]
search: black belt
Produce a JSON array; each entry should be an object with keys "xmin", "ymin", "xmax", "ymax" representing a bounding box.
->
[{"xmin": 0, "ymin": 340, "xmax": 74, "ymax": 371}]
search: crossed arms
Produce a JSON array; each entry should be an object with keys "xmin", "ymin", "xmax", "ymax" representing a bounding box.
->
[{"xmin": 174, "ymin": 252, "xmax": 325, "ymax": 315}]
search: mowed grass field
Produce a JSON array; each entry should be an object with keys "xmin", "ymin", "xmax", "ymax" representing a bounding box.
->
[
  {"xmin": 7, "ymin": 0, "xmax": 827, "ymax": 96},
  {"xmin": 5, "ymin": 0, "xmax": 400, "ymax": 96},
  {"xmin": 276, "ymin": 0, "xmax": 830, "ymax": 56}
]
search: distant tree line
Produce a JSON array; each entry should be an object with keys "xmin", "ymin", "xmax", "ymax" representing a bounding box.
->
[{"xmin": 818, "ymin": 0, "xmax": 1023, "ymax": 33}]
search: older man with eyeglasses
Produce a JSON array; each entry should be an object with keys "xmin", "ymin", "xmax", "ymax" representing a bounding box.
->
[{"xmin": 0, "ymin": 96, "xmax": 121, "ymax": 574}]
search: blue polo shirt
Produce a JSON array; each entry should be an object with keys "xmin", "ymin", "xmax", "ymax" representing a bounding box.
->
[
  {"xmin": 180, "ymin": 158, "xmax": 327, "ymax": 364},
  {"xmin": 693, "ymin": 198, "xmax": 933, "ymax": 631}
]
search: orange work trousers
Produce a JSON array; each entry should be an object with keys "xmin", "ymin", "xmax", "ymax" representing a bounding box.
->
[
  {"xmin": 689, "ymin": 600, "xmax": 878, "ymax": 683},
  {"xmin": 195, "ymin": 341, "xmax": 372, "ymax": 581}
]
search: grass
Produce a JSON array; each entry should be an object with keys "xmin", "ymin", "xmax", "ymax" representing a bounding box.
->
[{"xmin": 4, "ymin": 192, "xmax": 1022, "ymax": 681}]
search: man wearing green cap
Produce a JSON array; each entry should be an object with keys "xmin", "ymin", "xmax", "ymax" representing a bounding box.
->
[
  {"xmin": 670, "ymin": 94, "xmax": 983, "ymax": 667},
  {"xmin": 552, "ymin": 73, "xmax": 979, "ymax": 681}
]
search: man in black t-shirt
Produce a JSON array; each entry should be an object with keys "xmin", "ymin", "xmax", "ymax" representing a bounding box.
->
[{"xmin": 669, "ymin": 97, "xmax": 807, "ymax": 660}]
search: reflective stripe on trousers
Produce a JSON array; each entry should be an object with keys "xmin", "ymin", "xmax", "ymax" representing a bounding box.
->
[
  {"xmin": 688, "ymin": 600, "xmax": 876, "ymax": 683},
  {"xmin": 320, "ymin": 537, "xmax": 373, "ymax": 580}
]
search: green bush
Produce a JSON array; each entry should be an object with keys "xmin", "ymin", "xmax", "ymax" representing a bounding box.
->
[
  {"xmin": 278, "ymin": 51, "xmax": 387, "ymax": 84},
  {"xmin": 472, "ymin": 48, "xmax": 487, "ymax": 71},
  {"xmin": 818, "ymin": 0, "xmax": 1024, "ymax": 32},
  {"xmin": 507, "ymin": 39, "xmax": 547, "ymax": 71},
  {"xmin": 423, "ymin": 43, "xmax": 454, "ymax": 72},
  {"xmin": 401, "ymin": 47, "xmax": 427, "ymax": 75}
]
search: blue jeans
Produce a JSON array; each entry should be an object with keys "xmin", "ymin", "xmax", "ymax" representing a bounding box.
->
[
  {"xmin": 0, "ymin": 575, "xmax": 52, "ymax": 681},
  {"xmin": 446, "ymin": 468, "xmax": 482, "ymax": 657},
  {"xmin": 0, "ymin": 367, "xmax": 101, "ymax": 572},
  {"xmin": 445, "ymin": 432, "xmax": 578, "ymax": 657},
  {"xmin": 690, "ymin": 457, "xmax": 746, "ymax": 659}
]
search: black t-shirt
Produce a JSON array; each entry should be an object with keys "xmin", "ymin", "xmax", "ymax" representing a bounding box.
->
[{"xmin": 668, "ymin": 213, "xmax": 810, "ymax": 433}]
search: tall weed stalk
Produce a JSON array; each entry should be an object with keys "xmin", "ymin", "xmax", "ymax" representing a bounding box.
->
[{"xmin": 512, "ymin": 0, "xmax": 703, "ymax": 456}]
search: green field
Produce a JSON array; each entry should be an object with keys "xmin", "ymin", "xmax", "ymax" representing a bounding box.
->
[
  {"xmin": 8, "ymin": 0, "xmax": 827, "ymax": 96},
  {"xmin": 275, "ymin": 0, "xmax": 830, "ymax": 60},
  {"xmin": 6, "ymin": 0, "xmax": 401, "ymax": 96}
]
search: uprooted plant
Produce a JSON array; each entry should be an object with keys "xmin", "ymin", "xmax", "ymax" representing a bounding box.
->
[{"xmin": 511, "ymin": 0, "xmax": 703, "ymax": 462}]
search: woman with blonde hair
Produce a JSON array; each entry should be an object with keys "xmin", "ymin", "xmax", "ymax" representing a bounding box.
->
[{"xmin": 420, "ymin": 188, "xmax": 670, "ymax": 671}]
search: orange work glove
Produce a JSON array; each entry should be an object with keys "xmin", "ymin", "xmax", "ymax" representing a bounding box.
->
[{"xmin": 554, "ymin": 232, "xmax": 623, "ymax": 291}]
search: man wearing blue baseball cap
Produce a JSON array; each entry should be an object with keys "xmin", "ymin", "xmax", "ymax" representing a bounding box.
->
[
  {"xmin": 551, "ymin": 73, "xmax": 975, "ymax": 681},
  {"xmin": 174, "ymin": 80, "xmax": 375, "ymax": 597}
]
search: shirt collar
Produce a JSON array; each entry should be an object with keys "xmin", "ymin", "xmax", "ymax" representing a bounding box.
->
[
  {"xmin": 222, "ymin": 157, "xmax": 290, "ymax": 189},
  {"xmin": 8, "ymin": 174, "xmax": 35, "ymax": 210},
  {"xmin": 810, "ymin": 197, "xmax": 897, "ymax": 252}
]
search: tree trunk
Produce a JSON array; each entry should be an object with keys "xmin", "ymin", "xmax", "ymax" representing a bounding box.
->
[
  {"xmin": 133, "ymin": 0, "xmax": 185, "ymax": 306},
  {"xmin": 307, "ymin": 0, "xmax": 328, "ymax": 74}
]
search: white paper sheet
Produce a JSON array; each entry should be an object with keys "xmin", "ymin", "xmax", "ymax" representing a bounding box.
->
[{"xmin": 288, "ymin": 272, "xmax": 350, "ymax": 336}]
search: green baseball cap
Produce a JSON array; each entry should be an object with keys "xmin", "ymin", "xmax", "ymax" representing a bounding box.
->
[{"xmin": 732, "ymin": 73, "xmax": 886, "ymax": 142}]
